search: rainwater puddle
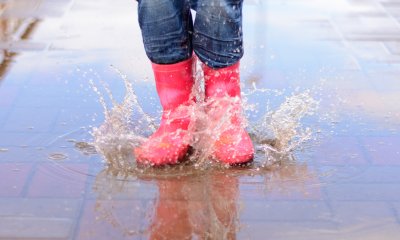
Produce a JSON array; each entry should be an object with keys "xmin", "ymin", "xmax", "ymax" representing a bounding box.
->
[{"xmin": 1, "ymin": 0, "xmax": 400, "ymax": 239}]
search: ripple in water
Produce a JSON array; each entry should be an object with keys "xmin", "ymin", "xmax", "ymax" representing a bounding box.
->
[
  {"xmin": 88, "ymin": 60, "xmax": 319, "ymax": 172},
  {"xmin": 48, "ymin": 152, "xmax": 68, "ymax": 160}
]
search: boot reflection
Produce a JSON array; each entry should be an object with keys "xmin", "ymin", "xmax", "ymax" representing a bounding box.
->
[
  {"xmin": 149, "ymin": 179, "xmax": 192, "ymax": 239},
  {"xmin": 149, "ymin": 172, "xmax": 239, "ymax": 240},
  {"xmin": 209, "ymin": 173, "xmax": 238, "ymax": 240}
]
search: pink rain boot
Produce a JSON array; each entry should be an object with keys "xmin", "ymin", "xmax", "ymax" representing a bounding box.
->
[
  {"xmin": 203, "ymin": 62, "xmax": 254, "ymax": 164},
  {"xmin": 134, "ymin": 58, "xmax": 194, "ymax": 166}
]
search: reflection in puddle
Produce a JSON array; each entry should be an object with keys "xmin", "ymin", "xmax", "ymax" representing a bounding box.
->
[
  {"xmin": 89, "ymin": 157, "xmax": 317, "ymax": 239},
  {"xmin": 0, "ymin": 1, "xmax": 41, "ymax": 80}
]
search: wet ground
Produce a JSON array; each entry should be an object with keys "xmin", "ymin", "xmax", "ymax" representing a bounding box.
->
[{"xmin": 1, "ymin": 0, "xmax": 400, "ymax": 239}]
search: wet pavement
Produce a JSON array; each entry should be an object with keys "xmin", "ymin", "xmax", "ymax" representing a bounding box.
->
[{"xmin": 1, "ymin": 0, "xmax": 400, "ymax": 239}]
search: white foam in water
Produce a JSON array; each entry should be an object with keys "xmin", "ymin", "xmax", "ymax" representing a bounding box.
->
[{"xmin": 88, "ymin": 60, "xmax": 319, "ymax": 171}]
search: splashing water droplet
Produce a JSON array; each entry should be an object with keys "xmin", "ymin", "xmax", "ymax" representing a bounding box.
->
[{"xmin": 0, "ymin": 148, "xmax": 8, "ymax": 153}]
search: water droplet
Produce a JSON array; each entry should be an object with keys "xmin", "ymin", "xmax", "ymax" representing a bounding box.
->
[{"xmin": 0, "ymin": 148, "xmax": 9, "ymax": 153}]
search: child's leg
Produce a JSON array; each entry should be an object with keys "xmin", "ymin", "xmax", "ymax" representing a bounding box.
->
[
  {"xmin": 193, "ymin": 0, "xmax": 254, "ymax": 164},
  {"xmin": 135, "ymin": 0, "xmax": 195, "ymax": 166},
  {"xmin": 138, "ymin": 0, "xmax": 193, "ymax": 64},
  {"xmin": 193, "ymin": 0, "xmax": 243, "ymax": 69}
]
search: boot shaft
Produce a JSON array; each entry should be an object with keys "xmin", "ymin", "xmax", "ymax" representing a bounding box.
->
[
  {"xmin": 203, "ymin": 62, "xmax": 241, "ymax": 99},
  {"xmin": 152, "ymin": 58, "xmax": 194, "ymax": 110}
]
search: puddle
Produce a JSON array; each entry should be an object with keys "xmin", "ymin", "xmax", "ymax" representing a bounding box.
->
[{"xmin": 1, "ymin": 0, "xmax": 400, "ymax": 239}]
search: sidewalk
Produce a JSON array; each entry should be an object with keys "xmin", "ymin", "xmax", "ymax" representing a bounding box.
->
[{"xmin": 0, "ymin": 0, "xmax": 400, "ymax": 239}]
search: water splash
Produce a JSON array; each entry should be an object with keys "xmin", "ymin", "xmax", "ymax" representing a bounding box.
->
[
  {"xmin": 250, "ymin": 90, "xmax": 319, "ymax": 166},
  {"xmin": 89, "ymin": 67, "xmax": 155, "ymax": 170},
  {"xmin": 87, "ymin": 60, "xmax": 319, "ymax": 171}
]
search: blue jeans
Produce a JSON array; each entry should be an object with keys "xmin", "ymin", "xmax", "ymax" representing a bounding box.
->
[{"xmin": 137, "ymin": 0, "xmax": 243, "ymax": 69}]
